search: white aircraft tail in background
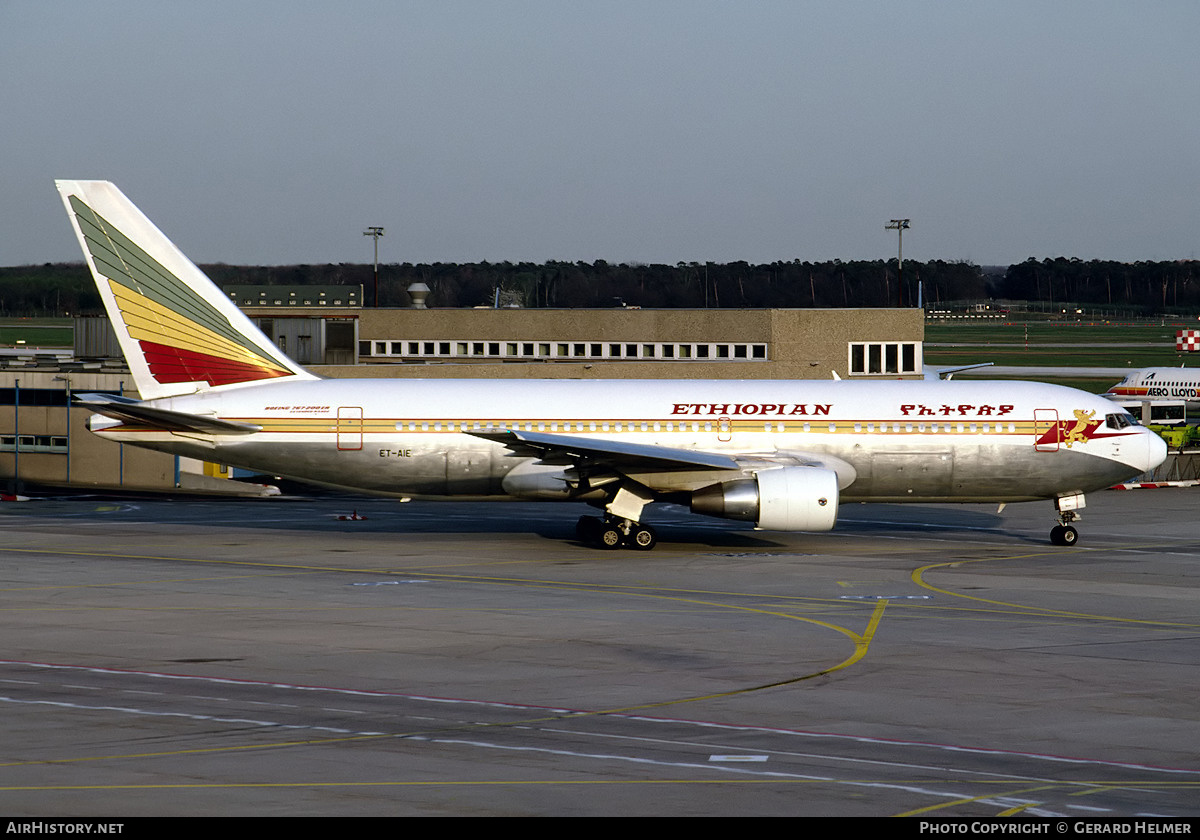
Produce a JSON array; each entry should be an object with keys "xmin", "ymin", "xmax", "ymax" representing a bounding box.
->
[
  {"xmin": 57, "ymin": 180, "xmax": 1167, "ymax": 549},
  {"xmin": 57, "ymin": 180, "xmax": 316, "ymax": 400}
]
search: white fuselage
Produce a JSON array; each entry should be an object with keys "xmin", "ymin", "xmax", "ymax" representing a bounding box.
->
[
  {"xmin": 1105, "ymin": 367, "xmax": 1200, "ymax": 407},
  {"xmin": 91, "ymin": 378, "xmax": 1166, "ymax": 504}
]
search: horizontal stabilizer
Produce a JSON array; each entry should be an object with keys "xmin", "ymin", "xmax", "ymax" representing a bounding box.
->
[
  {"xmin": 75, "ymin": 393, "xmax": 261, "ymax": 435},
  {"xmin": 924, "ymin": 362, "xmax": 994, "ymax": 380}
]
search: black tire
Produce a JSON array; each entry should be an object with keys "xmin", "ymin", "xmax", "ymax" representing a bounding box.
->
[
  {"xmin": 1050, "ymin": 524, "xmax": 1079, "ymax": 546},
  {"xmin": 597, "ymin": 525, "xmax": 623, "ymax": 549},
  {"xmin": 576, "ymin": 515, "xmax": 601, "ymax": 543},
  {"xmin": 628, "ymin": 525, "xmax": 657, "ymax": 551}
]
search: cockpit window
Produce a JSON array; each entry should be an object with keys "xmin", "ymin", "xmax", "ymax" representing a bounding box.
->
[{"xmin": 1106, "ymin": 412, "xmax": 1137, "ymax": 429}]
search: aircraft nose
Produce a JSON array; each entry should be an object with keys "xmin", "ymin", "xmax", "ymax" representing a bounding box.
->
[{"xmin": 1142, "ymin": 429, "xmax": 1169, "ymax": 472}]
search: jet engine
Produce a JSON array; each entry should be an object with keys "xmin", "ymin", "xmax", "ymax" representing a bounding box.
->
[{"xmin": 689, "ymin": 466, "xmax": 839, "ymax": 531}]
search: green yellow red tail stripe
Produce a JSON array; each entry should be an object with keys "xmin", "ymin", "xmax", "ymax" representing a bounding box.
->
[{"xmin": 56, "ymin": 180, "xmax": 316, "ymax": 397}]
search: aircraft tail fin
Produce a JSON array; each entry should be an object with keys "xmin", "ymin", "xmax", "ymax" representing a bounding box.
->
[{"xmin": 56, "ymin": 180, "xmax": 318, "ymax": 400}]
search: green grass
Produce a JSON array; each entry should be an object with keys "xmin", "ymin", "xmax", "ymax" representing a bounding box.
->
[
  {"xmin": 0, "ymin": 319, "xmax": 73, "ymax": 348},
  {"xmin": 925, "ymin": 320, "xmax": 1191, "ymax": 345},
  {"xmin": 924, "ymin": 346, "xmax": 1184, "ymax": 368},
  {"xmin": 924, "ymin": 319, "xmax": 1197, "ymax": 368},
  {"xmin": 952, "ymin": 374, "xmax": 1115, "ymax": 394}
]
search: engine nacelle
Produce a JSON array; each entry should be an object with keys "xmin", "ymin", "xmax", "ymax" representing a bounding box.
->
[
  {"xmin": 690, "ymin": 466, "xmax": 839, "ymax": 531},
  {"xmin": 501, "ymin": 460, "xmax": 611, "ymax": 501},
  {"xmin": 502, "ymin": 461, "xmax": 578, "ymax": 500}
]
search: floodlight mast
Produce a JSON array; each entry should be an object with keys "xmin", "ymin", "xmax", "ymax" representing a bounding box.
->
[
  {"xmin": 364, "ymin": 226, "xmax": 385, "ymax": 306},
  {"xmin": 885, "ymin": 218, "xmax": 911, "ymax": 307}
]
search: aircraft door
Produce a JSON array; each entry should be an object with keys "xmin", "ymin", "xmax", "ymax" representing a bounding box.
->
[
  {"xmin": 718, "ymin": 416, "xmax": 732, "ymax": 442},
  {"xmin": 337, "ymin": 406, "xmax": 363, "ymax": 450},
  {"xmin": 1034, "ymin": 408, "xmax": 1059, "ymax": 452}
]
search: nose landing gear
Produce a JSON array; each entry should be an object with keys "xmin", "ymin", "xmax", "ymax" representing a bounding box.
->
[
  {"xmin": 1050, "ymin": 493, "xmax": 1084, "ymax": 546},
  {"xmin": 1050, "ymin": 521, "xmax": 1079, "ymax": 546}
]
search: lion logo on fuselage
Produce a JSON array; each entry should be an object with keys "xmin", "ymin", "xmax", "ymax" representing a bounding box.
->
[{"xmin": 1063, "ymin": 409, "xmax": 1096, "ymax": 448}]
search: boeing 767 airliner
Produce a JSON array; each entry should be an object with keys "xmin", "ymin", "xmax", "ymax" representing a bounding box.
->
[{"xmin": 57, "ymin": 180, "xmax": 1167, "ymax": 549}]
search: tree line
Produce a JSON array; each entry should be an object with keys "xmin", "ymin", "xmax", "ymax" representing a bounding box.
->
[{"xmin": 0, "ymin": 258, "xmax": 1194, "ymax": 316}]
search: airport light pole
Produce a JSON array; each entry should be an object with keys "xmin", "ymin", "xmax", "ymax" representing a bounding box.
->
[
  {"xmin": 364, "ymin": 226, "xmax": 385, "ymax": 307},
  {"xmin": 885, "ymin": 218, "xmax": 910, "ymax": 307}
]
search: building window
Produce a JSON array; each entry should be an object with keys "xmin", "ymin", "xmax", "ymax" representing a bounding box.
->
[
  {"xmin": 849, "ymin": 342, "xmax": 921, "ymax": 375},
  {"xmin": 0, "ymin": 434, "xmax": 68, "ymax": 454},
  {"xmin": 351, "ymin": 337, "xmax": 776, "ymax": 363}
]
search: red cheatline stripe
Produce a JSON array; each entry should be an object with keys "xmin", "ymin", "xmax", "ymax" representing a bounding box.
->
[{"xmin": 140, "ymin": 340, "xmax": 292, "ymax": 386}]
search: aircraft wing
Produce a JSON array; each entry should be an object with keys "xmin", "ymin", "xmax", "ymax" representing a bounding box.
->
[
  {"xmin": 469, "ymin": 429, "xmax": 857, "ymax": 489},
  {"xmin": 469, "ymin": 428, "xmax": 740, "ymax": 471},
  {"xmin": 75, "ymin": 393, "xmax": 262, "ymax": 435}
]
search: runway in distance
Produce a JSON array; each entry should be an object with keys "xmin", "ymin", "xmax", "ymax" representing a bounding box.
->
[{"xmin": 57, "ymin": 180, "xmax": 1167, "ymax": 549}]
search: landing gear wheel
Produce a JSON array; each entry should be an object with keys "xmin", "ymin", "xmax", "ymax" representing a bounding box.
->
[
  {"xmin": 627, "ymin": 524, "xmax": 657, "ymax": 551},
  {"xmin": 1050, "ymin": 524, "xmax": 1079, "ymax": 546},
  {"xmin": 597, "ymin": 524, "xmax": 624, "ymax": 549}
]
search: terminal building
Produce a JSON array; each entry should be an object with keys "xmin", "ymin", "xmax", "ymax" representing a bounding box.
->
[{"xmin": 2, "ymin": 300, "xmax": 924, "ymax": 495}]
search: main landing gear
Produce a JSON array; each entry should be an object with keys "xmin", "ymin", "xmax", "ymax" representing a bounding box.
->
[
  {"xmin": 576, "ymin": 515, "xmax": 658, "ymax": 551},
  {"xmin": 1049, "ymin": 493, "xmax": 1084, "ymax": 546},
  {"xmin": 576, "ymin": 482, "xmax": 660, "ymax": 550}
]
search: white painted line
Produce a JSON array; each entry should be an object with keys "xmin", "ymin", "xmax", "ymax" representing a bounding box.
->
[
  {"xmin": 838, "ymin": 595, "xmax": 931, "ymax": 600},
  {"xmin": 709, "ymin": 754, "xmax": 768, "ymax": 762},
  {"xmin": 350, "ymin": 580, "xmax": 429, "ymax": 586}
]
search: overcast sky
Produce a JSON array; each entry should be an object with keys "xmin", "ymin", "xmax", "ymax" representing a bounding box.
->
[{"xmin": 2, "ymin": 1, "xmax": 1197, "ymax": 268}]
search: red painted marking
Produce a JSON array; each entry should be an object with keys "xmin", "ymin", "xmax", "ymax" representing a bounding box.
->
[{"xmin": 140, "ymin": 341, "xmax": 291, "ymax": 387}]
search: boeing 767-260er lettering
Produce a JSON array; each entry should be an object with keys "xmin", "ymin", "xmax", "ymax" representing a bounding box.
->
[{"xmin": 57, "ymin": 180, "xmax": 1167, "ymax": 549}]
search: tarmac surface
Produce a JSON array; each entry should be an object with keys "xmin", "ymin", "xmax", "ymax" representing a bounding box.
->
[{"xmin": 1, "ymin": 489, "xmax": 1198, "ymax": 817}]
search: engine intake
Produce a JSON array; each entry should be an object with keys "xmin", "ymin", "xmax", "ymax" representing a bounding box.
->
[{"xmin": 690, "ymin": 467, "xmax": 839, "ymax": 531}]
